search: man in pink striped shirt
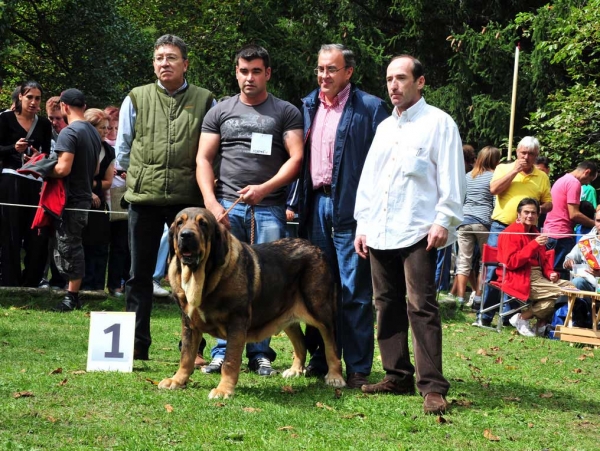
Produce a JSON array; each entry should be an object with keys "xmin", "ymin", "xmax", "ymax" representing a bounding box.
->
[{"xmin": 294, "ymin": 44, "xmax": 388, "ymax": 389}]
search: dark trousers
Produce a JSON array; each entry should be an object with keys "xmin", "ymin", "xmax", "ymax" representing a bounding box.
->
[
  {"xmin": 82, "ymin": 244, "xmax": 109, "ymax": 290},
  {"xmin": 0, "ymin": 174, "xmax": 48, "ymax": 287},
  {"xmin": 369, "ymin": 239, "xmax": 450, "ymax": 396},
  {"xmin": 126, "ymin": 204, "xmax": 188, "ymax": 353},
  {"xmin": 107, "ymin": 220, "xmax": 130, "ymax": 290}
]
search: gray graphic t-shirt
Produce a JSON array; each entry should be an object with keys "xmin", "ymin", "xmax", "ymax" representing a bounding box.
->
[{"xmin": 201, "ymin": 93, "xmax": 302, "ymax": 206}]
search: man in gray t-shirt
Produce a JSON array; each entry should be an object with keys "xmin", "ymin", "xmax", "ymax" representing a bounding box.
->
[{"xmin": 197, "ymin": 44, "xmax": 303, "ymax": 377}]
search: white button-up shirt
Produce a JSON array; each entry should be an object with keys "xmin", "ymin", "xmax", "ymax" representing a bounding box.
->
[{"xmin": 354, "ymin": 97, "xmax": 465, "ymax": 250}]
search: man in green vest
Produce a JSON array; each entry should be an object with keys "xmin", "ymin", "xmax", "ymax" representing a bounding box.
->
[{"xmin": 116, "ymin": 34, "xmax": 215, "ymax": 361}]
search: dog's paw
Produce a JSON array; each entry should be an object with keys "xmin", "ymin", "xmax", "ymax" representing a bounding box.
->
[
  {"xmin": 324, "ymin": 374, "xmax": 346, "ymax": 388},
  {"xmin": 158, "ymin": 377, "xmax": 186, "ymax": 390},
  {"xmin": 208, "ymin": 387, "xmax": 234, "ymax": 399},
  {"xmin": 282, "ymin": 367, "xmax": 304, "ymax": 378}
]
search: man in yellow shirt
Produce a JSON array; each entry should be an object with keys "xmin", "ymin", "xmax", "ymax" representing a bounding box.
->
[{"xmin": 474, "ymin": 136, "xmax": 553, "ymax": 327}]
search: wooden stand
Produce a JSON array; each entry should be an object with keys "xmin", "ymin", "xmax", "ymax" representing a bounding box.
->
[{"xmin": 555, "ymin": 288, "xmax": 600, "ymax": 345}]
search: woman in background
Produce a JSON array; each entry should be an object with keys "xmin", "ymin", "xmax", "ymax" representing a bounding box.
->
[
  {"xmin": 0, "ymin": 81, "xmax": 52, "ymax": 287},
  {"xmin": 81, "ymin": 108, "xmax": 115, "ymax": 291}
]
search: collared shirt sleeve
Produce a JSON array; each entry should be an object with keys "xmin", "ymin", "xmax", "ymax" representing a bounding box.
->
[
  {"xmin": 115, "ymin": 96, "xmax": 136, "ymax": 171},
  {"xmin": 433, "ymin": 120, "xmax": 466, "ymax": 229}
]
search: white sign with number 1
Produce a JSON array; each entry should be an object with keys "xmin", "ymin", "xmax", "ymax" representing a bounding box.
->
[{"xmin": 87, "ymin": 312, "xmax": 135, "ymax": 372}]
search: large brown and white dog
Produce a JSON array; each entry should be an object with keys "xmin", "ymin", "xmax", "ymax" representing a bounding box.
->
[{"xmin": 157, "ymin": 207, "xmax": 345, "ymax": 398}]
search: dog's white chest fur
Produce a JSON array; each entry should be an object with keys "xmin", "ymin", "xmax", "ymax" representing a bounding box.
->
[{"xmin": 181, "ymin": 264, "xmax": 206, "ymax": 320}]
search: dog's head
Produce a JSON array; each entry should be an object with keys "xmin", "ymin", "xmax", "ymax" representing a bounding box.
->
[{"xmin": 169, "ymin": 207, "xmax": 228, "ymax": 271}]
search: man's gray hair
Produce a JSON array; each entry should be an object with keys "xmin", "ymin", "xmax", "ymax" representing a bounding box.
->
[
  {"xmin": 517, "ymin": 136, "xmax": 540, "ymax": 154},
  {"xmin": 319, "ymin": 44, "xmax": 356, "ymax": 69},
  {"xmin": 154, "ymin": 34, "xmax": 188, "ymax": 60}
]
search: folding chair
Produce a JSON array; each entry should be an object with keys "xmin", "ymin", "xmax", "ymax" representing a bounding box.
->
[{"xmin": 478, "ymin": 244, "xmax": 531, "ymax": 332}]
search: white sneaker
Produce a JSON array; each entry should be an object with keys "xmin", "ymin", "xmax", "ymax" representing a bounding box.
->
[
  {"xmin": 153, "ymin": 280, "xmax": 170, "ymax": 297},
  {"xmin": 509, "ymin": 314, "xmax": 536, "ymax": 337}
]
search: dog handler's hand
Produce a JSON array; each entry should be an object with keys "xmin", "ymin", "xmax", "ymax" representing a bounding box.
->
[
  {"xmin": 426, "ymin": 224, "xmax": 448, "ymax": 251},
  {"xmin": 354, "ymin": 235, "xmax": 369, "ymax": 259},
  {"xmin": 238, "ymin": 185, "xmax": 267, "ymax": 206},
  {"xmin": 207, "ymin": 200, "xmax": 230, "ymax": 230}
]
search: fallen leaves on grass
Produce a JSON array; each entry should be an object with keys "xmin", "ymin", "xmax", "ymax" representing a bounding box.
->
[
  {"xmin": 573, "ymin": 368, "xmax": 583, "ymax": 374},
  {"xmin": 457, "ymin": 353, "xmax": 471, "ymax": 361},
  {"xmin": 49, "ymin": 368, "xmax": 63, "ymax": 375},
  {"xmin": 494, "ymin": 357, "xmax": 503, "ymax": 364},
  {"xmin": 341, "ymin": 412, "xmax": 366, "ymax": 419},
  {"xmin": 451, "ymin": 399, "xmax": 473, "ymax": 407},
  {"xmin": 281, "ymin": 385, "xmax": 295, "ymax": 394},
  {"xmin": 164, "ymin": 404, "xmax": 174, "ymax": 413},
  {"xmin": 504, "ymin": 365, "xmax": 517, "ymax": 370},
  {"xmin": 477, "ymin": 348, "xmax": 488, "ymax": 356},
  {"xmin": 145, "ymin": 378, "xmax": 159, "ymax": 385},
  {"xmin": 502, "ymin": 396, "xmax": 521, "ymax": 402},
  {"xmin": 277, "ymin": 426, "xmax": 294, "ymax": 431},
  {"xmin": 483, "ymin": 429, "xmax": 500, "ymax": 441},
  {"xmin": 215, "ymin": 402, "xmax": 226, "ymax": 407},
  {"xmin": 490, "ymin": 346, "xmax": 500, "ymax": 351},
  {"xmin": 563, "ymin": 378, "xmax": 580, "ymax": 384},
  {"xmin": 334, "ymin": 389, "xmax": 342, "ymax": 399},
  {"xmin": 72, "ymin": 370, "xmax": 86, "ymax": 375},
  {"xmin": 47, "ymin": 416, "xmax": 58, "ymax": 423},
  {"xmin": 13, "ymin": 391, "xmax": 34, "ymax": 398},
  {"xmin": 58, "ymin": 378, "xmax": 68, "ymax": 386},
  {"xmin": 540, "ymin": 357, "xmax": 548, "ymax": 364},
  {"xmin": 316, "ymin": 402, "xmax": 333, "ymax": 410},
  {"xmin": 539, "ymin": 392, "xmax": 553, "ymax": 399},
  {"xmin": 528, "ymin": 423, "xmax": 534, "ymax": 428},
  {"xmin": 242, "ymin": 407, "xmax": 262, "ymax": 413},
  {"xmin": 437, "ymin": 415, "xmax": 451, "ymax": 424}
]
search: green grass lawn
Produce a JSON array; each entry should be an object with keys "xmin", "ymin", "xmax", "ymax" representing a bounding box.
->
[{"xmin": 1, "ymin": 291, "xmax": 598, "ymax": 450}]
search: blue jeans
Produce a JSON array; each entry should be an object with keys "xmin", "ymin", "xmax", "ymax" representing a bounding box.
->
[
  {"xmin": 435, "ymin": 246, "xmax": 452, "ymax": 291},
  {"xmin": 153, "ymin": 224, "xmax": 169, "ymax": 281},
  {"xmin": 480, "ymin": 221, "xmax": 506, "ymax": 323},
  {"xmin": 546, "ymin": 237, "xmax": 575, "ymax": 279},
  {"xmin": 209, "ymin": 199, "xmax": 286, "ymax": 363},
  {"xmin": 305, "ymin": 192, "xmax": 374, "ymax": 375}
]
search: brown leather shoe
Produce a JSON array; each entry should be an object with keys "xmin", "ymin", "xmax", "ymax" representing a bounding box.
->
[
  {"xmin": 423, "ymin": 392, "xmax": 448, "ymax": 415},
  {"xmin": 346, "ymin": 372, "xmax": 369, "ymax": 389},
  {"xmin": 194, "ymin": 353, "xmax": 207, "ymax": 368},
  {"xmin": 361, "ymin": 376, "xmax": 415, "ymax": 395}
]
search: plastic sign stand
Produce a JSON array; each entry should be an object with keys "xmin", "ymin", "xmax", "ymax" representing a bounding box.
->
[{"xmin": 86, "ymin": 312, "xmax": 135, "ymax": 372}]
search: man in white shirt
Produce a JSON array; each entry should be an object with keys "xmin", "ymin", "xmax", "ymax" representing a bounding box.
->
[{"xmin": 354, "ymin": 55, "xmax": 465, "ymax": 415}]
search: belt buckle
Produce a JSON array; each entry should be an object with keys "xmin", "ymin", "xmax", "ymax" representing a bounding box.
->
[{"xmin": 322, "ymin": 185, "xmax": 331, "ymax": 195}]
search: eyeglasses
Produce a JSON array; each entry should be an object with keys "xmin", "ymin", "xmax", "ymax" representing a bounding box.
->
[
  {"xmin": 314, "ymin": 66, "xmax": 348, "ymax": 75},
  {"xmin": 154, "ymin": 55, "xmax": 181, "ymax": 64}
]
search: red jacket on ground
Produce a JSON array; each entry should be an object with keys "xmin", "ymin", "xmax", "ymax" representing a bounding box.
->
[{"xmin": 496, "ymin": 221, "xmax": 554, "ymax": 300}]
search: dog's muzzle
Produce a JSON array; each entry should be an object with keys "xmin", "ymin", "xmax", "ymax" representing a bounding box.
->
[{"xmin": 178, "ymin": 229, "xmax": 202, "ymax": 266}]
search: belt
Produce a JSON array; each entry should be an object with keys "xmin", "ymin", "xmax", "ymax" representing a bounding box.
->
[{"xmin": 315, "ymin": 185, "xmax": 332, "ymax": 195}]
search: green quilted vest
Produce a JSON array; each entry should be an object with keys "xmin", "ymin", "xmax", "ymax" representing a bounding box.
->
[{"xmin": 125, "ymin": 82, "xmax": 214, "ymax": 206}]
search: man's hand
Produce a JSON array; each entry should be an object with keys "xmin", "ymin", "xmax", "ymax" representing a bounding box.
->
[
  {"xmin": 513, "ymin": 159, "xmax": 529, "ymax": 174},
  {"xmin": 354, "ymin": 235, "xmax": 369, "ymax": 259},
  {"xmin": 91, "ymin": 193, "xmax": 101, "ymax": 209},
  {"xmin": 238, "ymin": 185, "xmax": 267, "ymax": 206},
  {"xmin": 286, "ymin": 209, "xmax": 295, "ymax": 222},
  {"xmin": 563, "ymin": 258, "xmax": 574, "ymax": 270},
  {"xmin": 549, "ymin": 271, "xmax": 559, "ymax": 283},
  {"xmin": 535, "ymin": 234, "xmax": 548, "ymax": 246},
  {"xmin": 426, "ymin": 224, "xmax": 448, "ymax": 251},
  {"xmin": 585, "ymin": 267, "xmax": 600, "ymax": 278},
  {"xmin": 206, "ymin": 200, "xmax": 230, "ymax": 230}
]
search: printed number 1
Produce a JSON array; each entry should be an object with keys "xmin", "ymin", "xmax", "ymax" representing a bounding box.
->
[{"xmin": 104, "ymin": 323, "xmax": 124, "ymax": 358}]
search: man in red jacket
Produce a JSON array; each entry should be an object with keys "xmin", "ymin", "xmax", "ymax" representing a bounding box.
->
[{"xmin": 497, "ymin": 197, "xmax": 574, "ymax": 336}]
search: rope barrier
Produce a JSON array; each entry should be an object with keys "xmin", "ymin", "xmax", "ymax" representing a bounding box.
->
[{"xmin": 0, "ymin": 201, "xmax": 593, "ymax": 237}]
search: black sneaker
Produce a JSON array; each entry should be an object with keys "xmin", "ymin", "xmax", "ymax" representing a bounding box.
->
[
  {"xmin": 53, "ymin": 294, "xmax": 80, "ymax": 312},
  {"xmin": 249, "ymin": 357, "xmax": 277, "ymax": 376},
  {"xmin": 38, "ymin": 279, "xmax": 50, "ymax": 289},
  {"xmin": 202, "ymin": 357, "xmax": 224, "ymax": 374}
]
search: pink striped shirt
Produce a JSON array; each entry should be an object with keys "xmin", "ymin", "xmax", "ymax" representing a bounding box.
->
[{"xmin": 310, "ymin": 83, "xmax": 351, "ymax": 189}]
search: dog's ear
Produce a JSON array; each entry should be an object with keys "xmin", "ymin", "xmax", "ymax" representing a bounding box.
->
[
  {"xmin": 210, "ymin": 221, "xmax": 228, "ymax": 269},
  {"xmin": 168, "ymin": 218, "xmax": 177, "ymax": 264}
]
